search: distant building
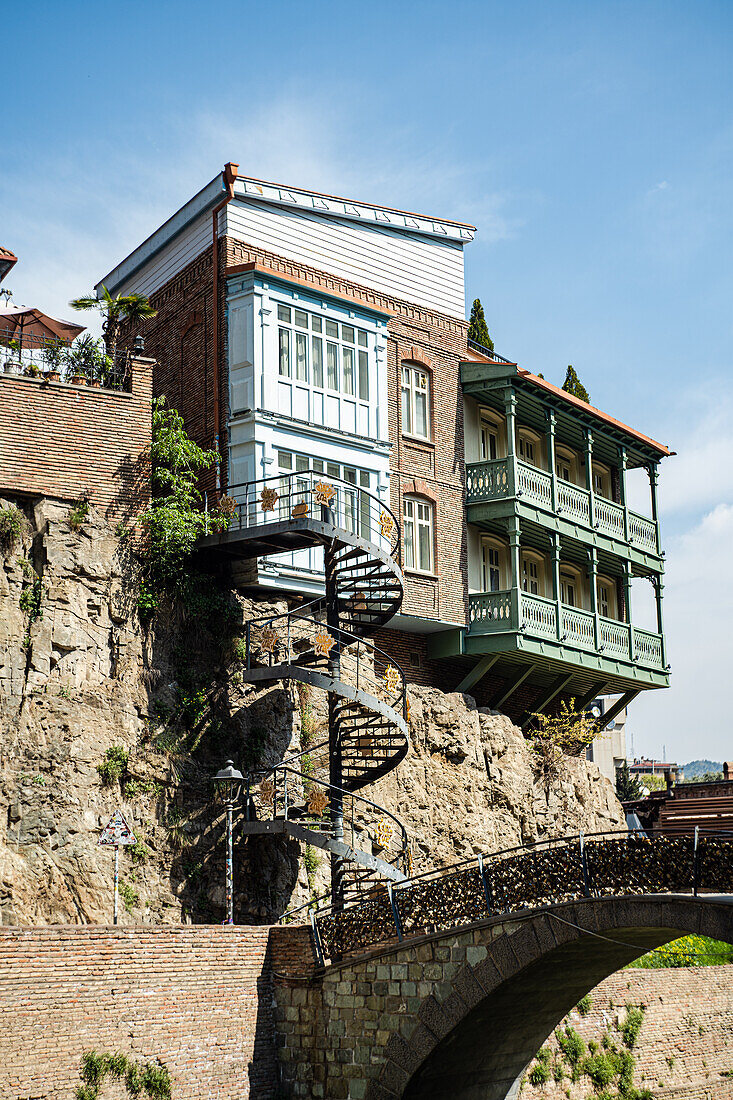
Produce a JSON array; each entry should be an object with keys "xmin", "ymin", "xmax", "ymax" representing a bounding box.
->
[
  {"xmin": 585, "ymin": 700, "xmax": 627, "ymax": 785},
  {"xmin": 630, "ymin": 757, "xmax": 680, "ymax": 785}
]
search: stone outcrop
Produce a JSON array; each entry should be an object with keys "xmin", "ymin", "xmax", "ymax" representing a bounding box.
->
[{"xmin": 0, "ymin": 495, "xmax": 624, "ymax": 927}]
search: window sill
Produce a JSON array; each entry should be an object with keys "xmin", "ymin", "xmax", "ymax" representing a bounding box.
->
[
  {"xmin": 404, "ymin": 569, "xmax": 439, "ymax": 582},
  {"xmin": 402, "ymin": 433, "xmax": 434, "ymax": 449}
]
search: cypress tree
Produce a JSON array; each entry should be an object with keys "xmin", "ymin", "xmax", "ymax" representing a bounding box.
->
[
  {"xmin": 468, "ymin": 298, "xmax": 494, "ymax": 353},
  {"xmin": 562, "ymin": 364, "xmax": 590, "ymax": 403},
  {"xmin": 616, "ymin": 761, "xmax": 642, "ymax": 801}
]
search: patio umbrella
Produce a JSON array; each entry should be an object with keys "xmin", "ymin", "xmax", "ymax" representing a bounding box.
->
[{"xmin": 0, "ymin": 306, "xmax": 85, "ymax": 349}]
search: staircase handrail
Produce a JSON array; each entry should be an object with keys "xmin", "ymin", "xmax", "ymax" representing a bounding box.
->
[
  {"xmin": 224, "ymin": 470, "xmax": 401, "ymax": 562},
  {"xmin": 244, "ymin": 763, "xmax": 410, "ymax": 872}
]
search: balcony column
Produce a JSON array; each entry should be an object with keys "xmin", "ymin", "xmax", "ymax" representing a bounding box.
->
[
  {"xmin": 503, "ymin": 388, "xmax": 518, "ymax": 496},
  {"xmin": 652, "ymin": 574, "xmax": 667, "ymax": 668},
  {"xmin": 618, "ymin": 445, "xmax": 629, "ymax": 543},
  {"xmin": 648, "ymin": 462, "xmax": 661, "ymax": 554},
  {"xmin": 508, "ymin": 516, "xmax": 521, "ymax": 630},
  {"xmin": 549, "ymin": 532, "xmax": 562, "ymax": 641},
  {"xmin": 624, "ymin": 562, "xmax": 635, "ymax": 662},
  {"xmin": 587, "ymin": 547, "xmax": 600, "ymax": 651},
  {"xmin": 545, "ymin": 408, "xmax": 558, "ymax": 512},
  {"xmin": 585, "ymin": 428, "xmax": 596, "ymax": 528}
]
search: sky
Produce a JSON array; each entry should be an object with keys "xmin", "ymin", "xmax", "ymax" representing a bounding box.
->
[{"xmin": 2, "ymin": 0, "xmax": 731, "ymax": 764}]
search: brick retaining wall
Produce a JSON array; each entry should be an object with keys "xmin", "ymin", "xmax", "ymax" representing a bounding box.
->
[
  {"xmin": 0, "ymin": 924, "xmax": 279, "ymax": 1100},
  {"xmin": 0, "ymin": 357, "xmax": 152, "ymax": 521}
]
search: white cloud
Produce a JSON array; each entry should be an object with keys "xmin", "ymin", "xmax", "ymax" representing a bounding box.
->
[{"xmin": 647, "ymin": 180, "xmax": 670, "ymax": 195}]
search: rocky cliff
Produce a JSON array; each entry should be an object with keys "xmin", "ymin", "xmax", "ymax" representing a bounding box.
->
[{"xmin": 0, "ymin": 496, "xmax": 624, "ymax": 926}]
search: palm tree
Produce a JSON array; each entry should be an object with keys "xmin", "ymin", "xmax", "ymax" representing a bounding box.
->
[{"xmin": 70, "ymin": 285, "xmax": 157, "ymax": 360}]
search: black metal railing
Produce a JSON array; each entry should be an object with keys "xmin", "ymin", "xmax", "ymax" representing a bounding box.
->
[
  {"xmin": 0, "ymin": 328, "xmax": 132, "ymax": 392},
  {"xmin": 311, "ymin": 828, "xmax": 733, "ymax": 963},
  {"xmin": 222, "ymin": 471, "xmax": 401, "ymax": 563},
  {"xmin": 244, "ymin": 764, "xmax": 411, "ymax": 877},
  {"xmin": 467, "ymin": 337, "xmax": 515, "ymax": 365}
]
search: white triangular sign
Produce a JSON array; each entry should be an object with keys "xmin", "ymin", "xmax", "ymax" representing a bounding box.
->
[{"xmin": 98, "ymin": 809, "xmax": 136, "ymax": 846}]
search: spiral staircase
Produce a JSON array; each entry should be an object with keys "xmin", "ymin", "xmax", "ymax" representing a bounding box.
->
[{"xmin": 200, "ymin": 471, "xmax": 411, "ymax": 908}]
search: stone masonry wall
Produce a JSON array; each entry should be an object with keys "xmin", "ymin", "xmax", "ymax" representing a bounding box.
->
[{"xmin": 0, "ymin": 356, "xmax": 153, "ymax": 522}]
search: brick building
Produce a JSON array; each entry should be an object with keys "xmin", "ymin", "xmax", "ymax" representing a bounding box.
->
[{"xmin": 96, "ymin": 163, "xmax": 670, "ymax": 726}]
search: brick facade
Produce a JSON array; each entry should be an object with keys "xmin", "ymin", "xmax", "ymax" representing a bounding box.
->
[
  {"xmin": 0, "ymin": 924, "xmax": 279, "ymax": 1100},
  {"xmin": 0, "ymin": 358, "xmax": 153, "ymax": 522}
]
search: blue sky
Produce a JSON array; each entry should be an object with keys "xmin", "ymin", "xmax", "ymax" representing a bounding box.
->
[{"xmin": 2, "ymin": 0, "xmax": 731, "ymax": 763}]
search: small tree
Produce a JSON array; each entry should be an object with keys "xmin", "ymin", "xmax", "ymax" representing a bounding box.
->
[
  {"xmin": 468, "ymin": 298, "xmax": 494, "ymax": 353},
  {"xmin": 562, "ymin": 364, "xmax": 590, "ymax": 403},
  {"xmin": 529, "ymin": 698, "xmax": 598, "ymax": 787},
  {"xmin": 70, "ymin": 285, "xmax": 157, "ymax": 360},
  {"xmin": 616, "ymin": 760, "xmax": 642, "ymax": 801}
]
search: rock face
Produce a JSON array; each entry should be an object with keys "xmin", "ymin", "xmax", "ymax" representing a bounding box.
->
[
  {"xmin": 368, "ymin": 686, "xmax": 625, "ymax": 870},
  {"xmin": 0, "ymin": 496, "xmax": 624, "ymax": 927}
]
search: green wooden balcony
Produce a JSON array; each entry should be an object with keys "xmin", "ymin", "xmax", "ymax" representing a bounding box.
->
[
  {"xmin": 468, "ymin": 588, "xmax": 666, "ymax": 674},
  {"xmin": 466, "ymin": 458, "xmax": 660, "ymax": 562}
]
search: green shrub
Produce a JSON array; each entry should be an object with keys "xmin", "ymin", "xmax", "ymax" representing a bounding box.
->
[
  {"xmin": 0, "ymin": 504, "xmax": 27, "ymax": 546},
  {"xmin": 68, "ymin": 495, "xmax": 90, "ymax": 531},
  {"xmin": 577, "ymin": 993, "xmax": 592, "ymax": 1016},
  {"xmin": 119, "ymin": 880, "xmax": 139, "ymax": 912},
  {"xmin": 76, "ymin": 1050, "xmax": 171, "ymax": 1100},
  {"xmin": 555, "ymin": 1025, "xmax": 586, "ymax": 1079},
  {"xmin": 128, "ymin": 840, "xmax": 150, "ymax": 865},
  {"xmin": 621, "ymin": 1005, "xmax": 645, "ymax": 1049},
  {"xmin": 528, "ymin": 1060, "xmax": 550, "ymax": 1085},
  {"xmin": 97, "ymin": 746, "xmax": 129, "ymax": 786},
  {"xmin": 582, "ymin": 1050, "xmax": 616, "ymax": 1089}
]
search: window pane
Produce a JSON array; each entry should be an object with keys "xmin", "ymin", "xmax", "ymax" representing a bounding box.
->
[
  {"xmin": 359, "ymin": 471, "xmax": 370, "ymax": 487},
  {"xmin": 278, "ymin": 450, "xmax": 292, "ymax": 470},
  {"xmin": 418, "ymin": 521, "xmax": 431, "ymax": 572},
  {"xmin": 401, "ymin": 382, "xmax": 412, "ymax": 434},
  {"xmin": 295, "ymin": 332, "xmax": 308, "ymax": 382},
  {"xmin": 311, "ymin": 315, "xmax": 322, "ymax": 332},
  {"xmin": 343, "ymin": 347, "xmax": 355, "ymax": 395},
  {"xmin": 343, "ymin": 467, "xmax": 357, "ymax": 484},
  {"xmin": 277, "ymin": 305, "xmax": 291, "ymax": 322},
  {"xmin": 295, "ymin": 309, "xmax": 308, "ymax": 329},
  {"xmin": 326, "ymin": 320, "xmax": 339, "ymax": 339},
  {"xmin": 327, "ymin": 343, "xmax": 339, "ymax": 390},
  {"xmin": 312, "ymin": 337, "xmax": 323, "ymax": 387},
  {"xmin": 327, "ymin": 461, "xmax": 340, "ymax": 480},
  {"xmin": 403, "ymin": 515, "xmax": 415, "ymax": 570},
  {"xmin": 279, "ymin": 328, "xmax": 291, "ymax": 377},
  {"xmin": 342, "ymin": 325, "xmax": 354, "ymax": 344},
  {"xmin": 312, "ymin": 459, "xmax": 324, "ymax": 473},
  {"xmin": 415, "ymin": 391, "xmax": 428, "ymax": 438},
  {"xmin": 358, "ymin": 350, "xmax": 369, "ymax": 400},
  {"xmin": 295, "ymin": 454, "xmax": 309, "ymax": 472},
  {"xmin": 357, "ymin": 330, "xmax": 368, "ymax": 347}
]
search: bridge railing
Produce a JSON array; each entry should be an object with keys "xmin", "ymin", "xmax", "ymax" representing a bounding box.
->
[{"xmin": 311, "ymin": 829, "xmax": 733, "ymax": 964}]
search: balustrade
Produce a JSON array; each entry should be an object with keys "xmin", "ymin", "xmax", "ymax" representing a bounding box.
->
[
  {"xmin": 519, "ymin": 593, "xmax": 557, "ymax": 639},
  {"xmin": 466, "ymin": 460, "xmax": 660, "ymax": 559},
  {"xmin": 465, "ymin": 459, "xmax": 511, "ymax": 502},
  {"xmin": 468, "ymin": 589, "xmax": 514, "ymax": 630}
]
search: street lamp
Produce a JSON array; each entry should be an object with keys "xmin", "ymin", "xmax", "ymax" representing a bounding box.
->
[{"xmin": 213, "ymin": 760, "xmax": 243, "ymax": 925}]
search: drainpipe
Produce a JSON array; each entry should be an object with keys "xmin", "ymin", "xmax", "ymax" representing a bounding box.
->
[{"xmin": 211, "ymin": 161, "xmax": 239, "ymax": 498}]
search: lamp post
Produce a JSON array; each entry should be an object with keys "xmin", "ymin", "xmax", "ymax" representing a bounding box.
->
[{"xmin": 213, "ymin": 760, "xmax": 243, "ymax": 925}]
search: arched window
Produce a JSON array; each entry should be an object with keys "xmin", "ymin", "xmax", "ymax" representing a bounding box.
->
[
  {"xmin": 401, "ymin": 364, "xmax": 431, "ymax": 440},
  {"xmin": 482, "ymin": 537, "xmax": 506, "ymax": 592},
  {"xmin": 403, "ymin": 495, "xmax": 434, "ymax": 573},
  {"xmin": 520, "ymin": 550, "xmax": 545, "ymax": 596}
]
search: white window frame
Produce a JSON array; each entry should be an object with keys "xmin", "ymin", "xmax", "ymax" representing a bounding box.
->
[
  {"xmin": 597, "ymin": 575, "xmax": 618, "ymax": 620},
  {"xmin": 480, "ymin": 412, "xmax": 502, "ymax": 463},
  {"xmin": 517, "ymin": 427, "xmax": 541, "ymax": 467},
  {"xmin": 401, "ymin": 365, "xmax": 431, "ymax": 441},
  {"xmin": 520, "ymin": 550, "xmax": 545, "ymax": 596},
  {"xmin": 481, "ymin": 537, "xmax": 506, "ymax": 592},
  {"xmin": 560, "ymin": 565, "xmax": 583, "ymax": 609},
  {"xmin": 555, "ymin": 445, "xmax": 578, "ymax": 485},
  {"xmin": 592, "ymin": 461, "xmax": 611, "ymax": 500},
  {"xmin": 403, "ymin": 495, "xmax": 434, "ymax": 574}
]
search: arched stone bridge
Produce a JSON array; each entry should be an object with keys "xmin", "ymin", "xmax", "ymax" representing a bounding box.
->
[{"xmin": 274, "ymin": 834, "xmax": 733, "ymax": 1099}]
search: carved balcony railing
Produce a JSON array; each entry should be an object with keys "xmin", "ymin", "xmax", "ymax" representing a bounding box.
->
[
  {"xmin": 467, "ymin": 590, "xmax": 665, "ymax": 670},
  {"xmin": 466, "ymin": 458, "xmax": 660, "ymax": 557},
  {"xmin": 311, "ymin": 830, "xmax": 733, "ymax": 963}
]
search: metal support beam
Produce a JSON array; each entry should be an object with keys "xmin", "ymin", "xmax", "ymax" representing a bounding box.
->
[
  {"xmin": 574, "ymin": 680, "xmax": 610, "ymax": 712},
  {"xmin": 455, "ymin": 654, "xmax": 499, "ymax": 695},
  {"xmin": 521, "ymin": 673, "xmax": 574, "ymax": 730},
  {"xmin": 489, "ymin": 665, "xmax": 534, "ymax": 711},
  {"xmin": 597, "ymin": 689, "xmax": 639, "ymax": 732}
]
